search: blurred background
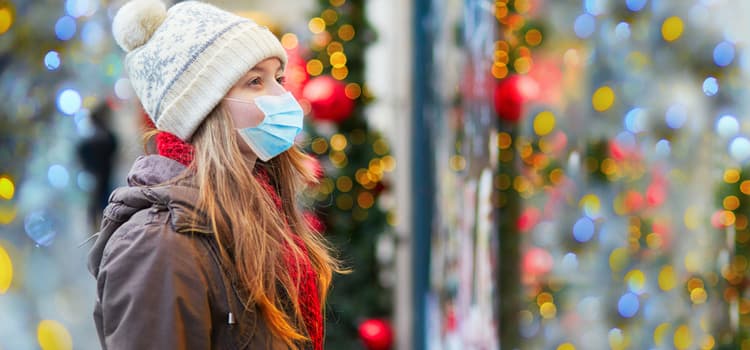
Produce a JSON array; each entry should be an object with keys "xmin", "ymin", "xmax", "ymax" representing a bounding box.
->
[{"xmin": 1, "ymin": 0, "xmax": 750, "ymax": 349}]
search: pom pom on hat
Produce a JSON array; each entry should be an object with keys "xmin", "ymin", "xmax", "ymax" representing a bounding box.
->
[{"xmin": 112, "ymin": 0, "xmax": 167, "ymax": 52}]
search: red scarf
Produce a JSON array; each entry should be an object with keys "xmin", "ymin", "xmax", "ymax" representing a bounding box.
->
[{"xmin": 155, "ymin": 131, "xmax": 323, "ymax": 350}]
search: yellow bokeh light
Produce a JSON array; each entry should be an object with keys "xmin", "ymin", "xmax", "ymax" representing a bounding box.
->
[
  {"xmin": 321, "ymin": 9, "xmax": 338, "ymax": 25},
  {"xmin": 690, "ymin": 288, "xmax": 708, "ymax": 304},
  {"xmin": 0, "ymin": 203, "xmax": 16, "ymax": 224},
  {"xmin": 357, "ymin": 191, "xmax": 374, "ymax": 209},
  {"xmin": 0, "ymin": 243, "xmax": 12, "ymax": 293},
  {"xmin": 724, "ymin": 195, "xmax": 740, "ymax": 211},
  {"xmin": 525, "ymin": 29, "xmax": 543, "ymax": 46},
  {"xmin": 308, "ymin": 17, "xmax": 326, "ymax": 34},
  {"xmin": 37, "ymin": 320, "xmax": 73, "ymax": 350},
  {"xmin": 592, "ymin": 86, "xmax": 615, "ymax": 112},
  {"xmin": 539, "ymin": 302, "xmax": 557, "ymax": 319},
  {"xmin": 536, "ymin": 292, "xmax": 553, "ymax": 306},
  {"xmin": 336, "ymin": 193, "xmax": 353, "ymax": 210},
  {"xmin": 701, "ymin": 335, "xmax": 715, "ymax": 350},
  {"xmin": 654, "ymin": 323, "xmax": 671, "ymax": 346},
  {"xmin": 557, "ymin": 343, "xmax": 576, "ymax": 350},
  {"xmin": 338, "ymin": 24, "xmax": 355, "ymax": 41},
  {"xmin": 330, "ymin": 0, "xmax": 346, "ymax": 7},
  {"xmin": 450, "ymin": 155, "xmax": 466, "ymax": 171},
  {"xmin": 514, "ymin": 57, "xmax": 533, "ymax": 74},
  {"xmin": 327, "ymin": 43, "xmax": 344, "ymax": 57},
  {"xmin": 740, "ymin": 180, "xmax": 750, "ymax": 195},
  {"xmin": 492, "ymin": 62, "xmax": 509, "ymax": 79},
  {"xmin": 609, "ymin": 329, "xmax": 626, "ymax": 350},
  {"xmin": 609, "ymin": 247, "xmax": 629, "ymax": 272},
  {"xmin": 498, "ymin": 132, "xmax": 512, "ymax": 149},
  {"xmin": 579, "ymin": 194, "xmax": 601, "ymax": 216},
  {"xmin": 724, "ymin": 169, "xmax": 741, "ymax": 183},
  {"xmin": 336, "ymin": 176, "xmax": 353, "ymax": 192},
  {"xmin": 515, "ymin": 0, "xmax": 532, "ymax": 13},
  {"xmin": 673, "ymin": 325, "xmax": 692, "ymax": 350},
  {"xmin": 625, "ymin": 270, "xmax": 646, "ymax": 293},
  {"xmin": 662, "ymin": 16, "xmax": 684, "ymax": 42},
  {"xmin": 381, "ymin": 155, "xmax": 396, "ymax": 172},
  {"xmin": 533, "ymin": 111, "xmax": 556, "ymax": 136},
  {"xmin": 311, "ymin": 137, "xmax": 328, "ymax": 154},
  {"xmin": 332, "ymin": 66, "xmax": 349, "ymax": 80},
  {"xmin": 0, "ymin": 177, "xmax": 14, "ymax": 200},
  {"xmin": 306, "ymin": 59, "xmax": 324, "ymax": 76},
  {"xmin": 330, "ymin": 52, "xmax": 347, "ymax": 68},
  {"xmin": 658, "ymin": 266, "xmax": 677, "ymax": 291},
  {"xmin": 281, "ymin": 33, "xmax": 298, "ymax": 49},
  {"xmin": 345, "ymin": 83, "xmax": 361, "ymax": 99},
  {"xmin": 330, "ymin": 134, "xmax": 348, "ymax": 151},
  {"xmin": 0, "ymin": 8, "xmax": 13, "ymax": 35}
]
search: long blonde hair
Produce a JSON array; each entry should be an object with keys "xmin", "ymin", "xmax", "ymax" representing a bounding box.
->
[{"xmin": 150, "ymin": 106, "xmax": 339, "ymax": 348}]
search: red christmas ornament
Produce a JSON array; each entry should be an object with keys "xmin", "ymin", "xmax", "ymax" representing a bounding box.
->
[
  {"xmin": 358, "ymin": 319, "xmax": 393, "ymax": 350},
  {"xmin": 494, "ymin": 74, "xmax": 528, "ymax": 123},
  {"xmin": 302, "ymin": 75, "xmax": 354, "ymax": 123}
]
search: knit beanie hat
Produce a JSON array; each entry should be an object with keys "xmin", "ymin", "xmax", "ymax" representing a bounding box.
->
[{"xmin": 113, "ymin": 0, "xmax": 288, "ymax": 141}]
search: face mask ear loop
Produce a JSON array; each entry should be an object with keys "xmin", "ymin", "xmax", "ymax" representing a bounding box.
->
[{"xmin": 223, "ymin": 97, "xmax": 254, "ymax": 104}]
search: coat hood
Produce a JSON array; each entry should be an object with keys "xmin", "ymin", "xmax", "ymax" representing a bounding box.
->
[{"xmin": 87, "ymin": 155, "xmax": 211, "ymax": 277}]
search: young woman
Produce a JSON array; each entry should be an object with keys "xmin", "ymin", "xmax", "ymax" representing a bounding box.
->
[{"xmin": 87, "ymin": 1, "xmax": 338, "ymax": 349}]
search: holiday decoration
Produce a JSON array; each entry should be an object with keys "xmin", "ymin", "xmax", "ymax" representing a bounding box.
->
[
  {"xmin": 303, "ymin": 75, "xmax": 354, "ymax": 123},
  {"xmin": 358, "ymin": 318, "xmax": 394, "ymax": 350}
]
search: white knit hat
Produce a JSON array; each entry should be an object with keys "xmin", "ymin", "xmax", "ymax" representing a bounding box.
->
[{"xmin": 112, "ymin": 0, "xmax": 288, "ymax": 141}]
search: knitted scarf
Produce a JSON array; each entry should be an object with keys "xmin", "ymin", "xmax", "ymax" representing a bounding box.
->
[{"xmin": 155, "ymin": 131, "xmax": 323, "ymax": 350}]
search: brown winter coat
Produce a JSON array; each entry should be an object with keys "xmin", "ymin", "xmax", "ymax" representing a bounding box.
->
[{"xmin": 87, "ymin": 155, "xmax": 288, "ymax": 349}]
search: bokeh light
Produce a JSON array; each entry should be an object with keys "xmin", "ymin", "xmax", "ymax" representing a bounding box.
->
[
  {"xmin": 47, "ymin": 165, "xmax": 69, "ymax": 188},
  {"xmin": 716, "ymin": 115, "xmax": 739, "ymax": 138},
  {"xmin": 0, "ymin": 176, "xmax": 14, "ymax": 200},
  {"xmin": 574, "ymin": 14, "xmax": 596, "ymax": 39},
  {"xmin": 614, "ymin": 22, "xmax": 630, "ymax": 41},
  {"xmin": 37, "ymin": 320, "xmax": 73, "ymax": 350},
  {"xmin": 573, "ymin": 217, "xmax": 595, "ymax": 242},
  {"xmin": 44, "ymin": 51, "xmax": 61, "ymax": 70},
  {"xmin": 702, "ymin": 77, "xmax": 718, "ymax": 96},
  {"xmin": 0, "ymin": 243, "xmax": 12, "ymax": 293},
  {"xmin": 661, "ymin": 16, "xmax": 683, "ymax": 42},
  {"xmin": 617, "ymin": 292, "xmax": 639, "ymax": 318},
  {"xmin": 65, "ymin": 0, "xmax": 98, "ymax": 18},
  {"xmin": 626, "ymin": 0, "xmax": 647, "ymax": 11},
  {"xmin": 81, "ymin": 21, "xmax": 104, "ymax": 47},
  {"xmin": 533, "ymin": 111, "xmax": 555, "ymax": 136},
  {"xmin": 592, "ymin": 86, "xmax": 615, "ymax": 112},
  {"xmin": 24, "ymin": 210, "xmax": 57, "ymax": 246},
  {"xmin": 0, "ymin": 6, "xmax": 13, "ymax": 35},
  {"xmin": 665, "ymin": 104, "xmax": 687, "ymax": 129},
  {"xmin": 729, "ymin": 137, "xmax": 750, "ymax": 162},
  {"xmin": 624, "ymin": 108, "xmax": 647, "ymax": 133},
  {"xmin": 56, "ymin": 89, "xmax": 81, "ymax": 115},
  {"xmin": 114, "ymin": 78, "xmax": 133, "ymax": 100},
  {"xmin": 713, "ymin": 41, "xmax": 735, "ymax": 67},
  {"xmin": 54, "ymin": 16, "xmax": 76, "ymax": 41}
]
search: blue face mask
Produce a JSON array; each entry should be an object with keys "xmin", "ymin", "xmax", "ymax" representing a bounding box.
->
[{"xmin": 225, "ymin": 92, "xmax": 304, "ymax": 161}]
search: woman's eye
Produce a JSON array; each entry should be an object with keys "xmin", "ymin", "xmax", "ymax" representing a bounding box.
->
[
  {"xmin": 248, "ymin": 77, "xmax": 262, "ymax": 86},
  {"xmin": 276, "ymin": 76, "xmax": 286, "ymax": 85}
]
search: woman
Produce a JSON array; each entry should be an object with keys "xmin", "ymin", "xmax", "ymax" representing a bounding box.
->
[{"xmin": 87, "ymin": 1, "xmax": 338, "ymax": 349}]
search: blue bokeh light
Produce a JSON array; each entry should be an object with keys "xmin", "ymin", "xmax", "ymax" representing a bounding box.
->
[
  {"xmin": 703, "ymin": 77, "xmax": 719, "ymax": 96},
  {"xmin": 713, "ymin": 41, "xmax": 735, "ymax": 67},
  {"xmin": 48, "ymin": 164, "xmax": 70, "ymax": 188},
  {"xmin": 584, "ymin": 0, "xmax": 606, "ymax": 16},
  {"xmin": 573, "ymin": 217, "xmax": 595, "ymax": 242},
  {"xmin": 624, "ymin": 108, "xmax": 647, "ymax": 133},
  {"xmin": 54, "ymin": 16, "xmax": 77, "ymax": 41},
  {"xmin": 655, "ymin": 139, "xmax": 671, "ymax": 158},
  {"xmin": 617, "ymin": 292, "xmax": 639, "ymax": 318},
  {"xmin": 574, "ymin": 14, "xmax": 596, "ymax": 39},
  {"xmin": 24, "ymin": 210, "xmax": 57, "ymax": 246},
  {"xmin": 81, "ymin": 21, "xmax": 104, "ymax": 47},
  {"xmin": 665, "ymin": 104, "xmax": 687, "ymax": 129},
  {"xmin": 615, "ymin": 131, "xmax": 636, "ymax": 151},
  {"xmin": 57, "ymin": 89, "xmax": 82, "ymax": 115},
  {"xmin": 44, "ymin": 51, "xmax": 61, "ymax": 70},
  {"xmin": 716, "ymin": 115, "xmax": 739, "ymax": 138},
  {"xmin": 730, "ymin": 137, "xmax": 750, "ymax": 162},
  {"xmin": 615, "ymin": 22, "xmax": 630, "ymax": 41},
  {"xmin": 626, "ymin": 0, "xmax": 648, "ymax": 11}
]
